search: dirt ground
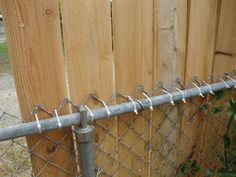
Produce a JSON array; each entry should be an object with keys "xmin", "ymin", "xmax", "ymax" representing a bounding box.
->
[
  {"xmin": 0, "ymin": 34, "xmax": 20, "ymax": 126},
  {"xmin": 0, "ymin": 74, "xmax": 31, "ymax": 177},
  {"xmin": 0, "ymin": 73, "xmax": 20, "ymax": 124}
]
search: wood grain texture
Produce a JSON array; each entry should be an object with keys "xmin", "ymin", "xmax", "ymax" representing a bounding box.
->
[
  {"xmin": 152, "ymin": 0, "xmax": 188, "ymax": 176},
  {"xmin": 61, "ymin": 0, "xmax": 116, "ymax": 176},
  {"xmin": 213, "ymin": 56, "xmax": 236, "ymax": 77},
  {"xmin": 199, "ymin": 0, "xmax": 236, "ymax": 170},
  {"xmin": 113, "ymin": 0, "xmax": 153, "ymax": 176},
  {"xmin": 216, "ymin": 0, "xmax": 236, "ymax": 55},
  {"xmin": 185, "ymin": 0, "xmax": 219, "ymax": 82},
  {"xmin": 0, "ymin": 0, "xmax": 76, "ymax": 176},
  {"xmin": 181, "ymin": 0, "xmax": 219, "ymax": 168},
  {"xmin": 2, "ymin": 0, "xmax": 236, "ymax": 176},
  {"xmin": 155, "ymin": 0, "xmax": 187, "ymax": 87},
  {"xmin": 212, "ymin": 0, "xmax": 236, "ymax": 76}
]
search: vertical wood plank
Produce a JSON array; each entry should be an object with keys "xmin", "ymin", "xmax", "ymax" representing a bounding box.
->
[
  {"xmin": 155, "ymin": 0, "xmax": 187, "ymax": 85},
  {"xmin": 113, "ymin": 0, "xmax": 154, "ymax": 176},
  {"xmin": 0, "ymin": 0, "xmax": 76, "ymax": 176},
  {"xmin": 212, "ymin": 0, "xmax": 236, "ymax": 76},
  {"xmin": 152, "ymin": 0, "xmax": 188, "ymax": 176},
  {"xmin": 213, "ymin": 56, "xmax": 236, "ymax": 77},
  {"xmin": 185, "ymin": 0, "xmax": 219, "ymax": 82},
  {"xmin": 181, "ymin": 0, "xmax": 219, "ymax": 167},
  {"xmin": 199, "ymin": 0, "xmax": 236, "ymax": 169},
  {"xmin": 216, "ymin": 0, "xmax": 236, "ymax": 55},
  {"xmin": 61, "ymin": 0, "xmax": 116, "ymax": 176}
]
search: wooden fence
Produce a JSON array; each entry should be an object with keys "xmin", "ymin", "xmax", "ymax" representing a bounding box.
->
[{"xmin": 0, "ymin": 0, "xmax": 236, "ymax": 176}]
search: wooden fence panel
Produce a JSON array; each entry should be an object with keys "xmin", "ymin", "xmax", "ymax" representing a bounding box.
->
[
  {"xmin": 216, "ymin": 0, "xmax": 236, "ymax": 56},
  {"xmin": 61, "ymin": 0, "xmax": 116, "ymax": 176},
  {"xmin": 181, "ymin": 0, "xmax": 219, "ymax": 167},
  {"xmin": 212, "ymin": 0, "xmax": 236, "ymax": 76},
  {"xmin": 2, "ymin": 0, "xmax": 236, "ymax": 176},
  {"xmin": 113, "ymin": 0, "xmax": 154, "ymax": 176},
  {"xmin": 152, "ymin": 0, "xmax": 188, "ymax": 176},
  {"xmin": 0, "ymin": 0, "xmax": 76, "ymax": 176},
  {"xmin": 185, "ymin": 0, "xmax": 219, "ymax": 81},
  {"xmin": 199, "ymin": 0, "xmax": 236, "ymax": 169}
]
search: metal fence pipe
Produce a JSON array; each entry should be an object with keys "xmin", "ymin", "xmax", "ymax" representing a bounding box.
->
[
  {"xmin": 0, "ymin": 79, "xmax": 235, "ymax": 141},
  {"xmin": 75, "ymin": 106, "xmax": 95, "ymax": 177}
]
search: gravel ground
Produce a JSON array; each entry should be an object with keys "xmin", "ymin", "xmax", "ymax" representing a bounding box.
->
[
  {"xmin": 0, "ymin": 73, "xmax": 31, "ymax": 177},
  {"xmin": 0, "ymin": 34, "xmax": 6, "ymax": 43},
  {"xmin": 0, "ymin": 73, "xmax": 20, "ymax": 123}
]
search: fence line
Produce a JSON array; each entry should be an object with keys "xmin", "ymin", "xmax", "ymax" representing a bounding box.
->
[
  {"xmin": 1, "ymin": 0, "xmax": 236, "ymax": 176},
  {"xmin": 0, "ymin": 78, "xmax": 235, "ymax": 142}
]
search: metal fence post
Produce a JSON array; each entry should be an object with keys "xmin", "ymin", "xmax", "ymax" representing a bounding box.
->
[{"xmin": 75, "ymin": 106, "xmax": 95, "ymax": 177}]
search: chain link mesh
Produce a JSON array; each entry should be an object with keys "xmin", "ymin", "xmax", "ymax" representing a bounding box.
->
[
  {"xmin": 0, "ymin": 73, "xmax": 235, "ymax": 176},
  {"xmin": 0, "ymin": 74, "xmax": 80, "ymax": 177},
  {"xmin": 92, "ymin": 89, "xmax": 236, "ymax": 177}
]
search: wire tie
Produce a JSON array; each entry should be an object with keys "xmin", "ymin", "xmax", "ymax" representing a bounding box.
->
[
  {"xmin": 162, "ymin": 89, "xmax": 174, "ymax": 105},
  {"xmin": 174, "ymin": 87, "xmax": 186, "ymax": 103},
  {"xmin": 226, "ymin": 75, "xmax": 236, "ymax": 88},
  {"xmin": 192, "ymin": 82, "xmax": 204, "ymax": 98},
  {"xmin": 142, "ymin": 92, "xmax": 153, "ymax": 110},
  {"xmin": 127, "ymin": 95, "xmax": 138, "ymax": 114},
  {"xmin": 202, "ymin": 80, "xmax": 214, "ymax": 95},
  {"xmin": 101, "ymin": 101, "xmax": 111, "ymax": 118},
  {"xmin": 84, "ymin": 105, "xmax": 95, "ymax": 122},
  {"xmin": 54, "ymin": 109, "xmax": 62, "ymax": 129},
  {"xmin": 34, "ymin": 113, "xmax": 42, "ymax": 133},
  {"xmin": 219, "ymin": 77, "xmax": 230, "ymax": 89}
]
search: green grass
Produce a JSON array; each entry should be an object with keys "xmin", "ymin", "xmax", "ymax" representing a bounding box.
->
[
  {"xmin": 0, "ymin": 42, "xmax": 8, "ymax": 61},
  {"xmin": 0, "ymin": 42, "xmax": 10, "ymax": 73}
]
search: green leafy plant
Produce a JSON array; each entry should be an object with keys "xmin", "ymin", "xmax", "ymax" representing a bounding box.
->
[{"xmin": 177, "ymin": 90, "xmax": 236, "ymax": 177}]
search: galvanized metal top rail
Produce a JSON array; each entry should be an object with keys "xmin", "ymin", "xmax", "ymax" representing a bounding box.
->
[{"xmin": 0, "ymin": 79, "xmax": 235, "ymax": 142}]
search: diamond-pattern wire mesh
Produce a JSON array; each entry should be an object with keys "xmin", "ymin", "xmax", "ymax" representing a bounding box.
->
[
  {"xmin": 0, "ymin": 74, "xmax": 80, "ymax": 177},
  {"xmin": 0, "ymin": 111, "xmax": 80, "ymax": 177},
  {"xmin": 0, "ymin": 74, "xmax": 235, "ymax": 177},
  {"xmin": 92, "ymin": 89, "xmax": 235, "ymax": 177},
  {"xmin": 92, "ymin": 102, "xmax": 187, "ymax": 176}
]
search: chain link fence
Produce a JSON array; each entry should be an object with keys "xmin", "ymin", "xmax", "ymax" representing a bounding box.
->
[{"xmin": 0, "ymin": 73, "xmax": 235, "ymax": 177}]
